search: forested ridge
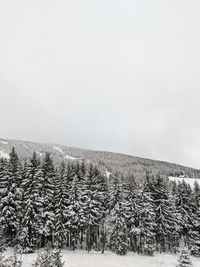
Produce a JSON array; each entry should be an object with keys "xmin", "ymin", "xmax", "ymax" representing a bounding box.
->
[
  {"xmin": 0, "ymin": 147, "xmax": 200, "ymax": 257},
  {"xmin": 1, "ymin": 138, "xmax": 200, "ymax": 181}
]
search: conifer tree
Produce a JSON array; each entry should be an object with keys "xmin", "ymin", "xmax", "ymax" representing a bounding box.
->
[
  {"xmin": 53, "ymin": 162, "xmax": 68, "ymax": 248},
  {"xmin": 177, "ymin": 249, "xmax": 192, "ymax": 267},
  {"xmin": 193, "ymin": 180, "xmax": 200, "ymax": 209},
  {"xmin": 108, "ymin": 173, "xmax": 122, "ymax": 211},
  {"xmin": 189, "ymin": 228, "xmax": 200, "ymax": 257},
  {"xmin": 81, "ymin": 165, "xmax": 104, "ymax": 252},
  {"xmin": 19, "ymin": 152, "xmax": 43, "ymax": 252},
  {"xmin": 123, "ymin": 180, "xmax": 140, "ymax": 253},
  {"xmin": 75, "ymin": 161, "xmax": 86, "ymax": 183},
  {"xmin": 188, "ymin": 180, "xmax": 200, "ymax": 257},
  {"xmin": 109, "ymin": 178, "xmax": 129, "ymax": 255},
  {"xmin": 40, "ymin": 153, "xmax": 55, "ymax": 246},
  {"xmin": 0, "ymin": 159, "xmax": 8, "ymax": 201},
  {"xmin": 2, "ymin": 145, "xmax": 200, "ymax": 257},
  {"xmin": 66, "ymin": 173, "xmax": 84, "ymax": 250},
  {"xmin": 109, "ymin": 201, "xmax": 129, "ymax": 255},
  {"xmin": 138, "ymin": 179, "xmax": 156, "ymax": 256},
  {"xmin": 171, "ymin": 180, "xmax": 178, "ymax": 198},
  {"xmin": 176, "ymin": 180, "xmax": 193, "ymax": 245},
  {"xmin": 33, "ymin": 246, "xmax": 64, "ymax": 267},
  {"xmin": 153, "ymin": 175, "xmax": 178, "ymax": 253},
  {"xmin": 0, "ymin": 148, "xmax": 21, "ymax": 243}
]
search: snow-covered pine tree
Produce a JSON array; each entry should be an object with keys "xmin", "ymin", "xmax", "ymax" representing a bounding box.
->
[
  {"xmin": 0, "ymin": 159, "xmax": 8, "ymax": 201},
  {"xmin": 153, "ymin": 175, "xmax": 178, "ymax": 253},
  {"xmin": 0, "ymin": 252, "xmax": 11, "ymax": 267},
  {"xmin": 91, "ymin": 166, "xmax": 108, "ymax": 251},
  {"xmin": 66, "ymin": 173, "xmax": 82, "ymax": 250},
  {"xmin": 0, "ymin": 255, "xmax": 21, "ymax": 267},
  {"xmin": 123, "ymin": 180, "xmax": 140, "ymax": 253},
  {"xmin": 18, "ymin": 152, "xmax": 43, "ymax": 252},
  {"xmin": 33, "ymin": 246, "xmax": 64, "ymax": 267},
  {"xmin": 136, "ymin": 174, "xmax": 157, "ymax": 256},
  {"xmin": 177, "ymin": 249, "xmax": 192, "ymax": 267},
  {"xmin": 108, "ymin": 173, "xmax": 122, "ymax": 211},
  {"xmin": 50, "ymin": 248, "xmax": 64, "ymax": 267},
  {"xmin": 0, "ymin": 159, "xmax": 9, "ymax": 247},
  {"xmin": 0, "ymin": 148, "xmax": 22, "ymax": 244},
  {"xmin": 188, "ymin": 181, "xmax": 200, "ymax": 257},
  {"xmin": 94, "ymin": 166, "xmax": 108, "ymax": 214},
  {"xmin": 170, "ymin": 179, "xmax": 182, "ymax": 253},
  {"xmin": 53, "ymin": 162, "xmax": 68, "ymax": 248},
  {"xmin": 176, "ymin": 180, "xmax": 193, "ymax": 246},
  {"xmin": 171, "ymin": 180, "xmax": 178, "ymax": 197},
  {"xmin": 40, "ymin": 153, "xmax": 55, "ymax": 247},
  {"xmin": 65, "ymin": 160, "xmax": 87, "ymax": 249},
  {"xmin": 0, "ymin": 247, "xmax": 22, "ymax": 267},
  {"xmin": 80, "ymin": 164, "xmax": 105, "ymax": 252},
  {"xmin": 193, "ymin": 180, "xmax": 200, "ymax": 209},
  {"xmin": 12, "ymin": 248, "xmax": 22, "ymax": 267},
  {"xmin": 189, "ymin": 228, "xmax": 200, "ymax": 257},
  {"xmin": 65, "ymin": 162, "xmax": 77, "ymax": 192},
  {"xmin": 109, "ymin": 201, "xmax": 129, "ymax": 255},
  {"xmin": 109, "ymin": 177, "xmax": 129, "ymax": 255},
  {"xmin": 74, "ymin": 160, "xmax": 86, "ymax": 183},
  {"xmin": 138, "ymin": 190, "xmax": 156, "ymax": 256},
  {"xmin": 167, "ymin": 194, "xmax": 181, "ymax": 253}
]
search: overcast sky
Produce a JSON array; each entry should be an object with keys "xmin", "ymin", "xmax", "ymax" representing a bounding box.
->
[{"xmin": 0, "ymin": 0, "xmax": 200, "ymax": 168}]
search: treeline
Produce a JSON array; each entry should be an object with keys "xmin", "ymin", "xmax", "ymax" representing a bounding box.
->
[{"xmin": 0, "ymin": 147, "xmax": 200, "ymax": 256}]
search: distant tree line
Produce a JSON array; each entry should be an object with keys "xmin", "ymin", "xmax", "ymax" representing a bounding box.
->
[{"xmin": 0, "ymin": 147, "xmax": 200, "ymax": 256}]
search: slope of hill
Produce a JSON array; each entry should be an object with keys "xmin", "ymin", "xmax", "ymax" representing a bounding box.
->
[{"xmin": 0, "ymin": 138, "xmax": 200, "ymax": 181}]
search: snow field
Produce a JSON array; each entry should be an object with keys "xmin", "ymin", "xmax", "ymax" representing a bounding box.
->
[
  {"xmin": 0, "ymin": 151, "xmax": 10, "ymax": 159},
  {"xmin": 53, "ymin": 146, "xmax": 64, "ymax": 154},
  {"xmin": 0, "ymin": 140, "xmax": 8, "ymax": 145},
  {"xmin": 5, "ymin": 249, "xmax": 200, "ymax": 267},
  {"xmin": 53, "ymin": 146, "xmax": 81, "ymax": 160}
]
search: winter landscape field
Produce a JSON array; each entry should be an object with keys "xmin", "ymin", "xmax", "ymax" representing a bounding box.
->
[{"xmin": 4, "ymin": 249, "xmax": 199, "ymax": 267}]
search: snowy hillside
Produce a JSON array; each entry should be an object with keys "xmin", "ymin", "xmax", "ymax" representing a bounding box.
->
[{"xmin": 0, "ymin": 138, "xmax": 200, "ymax": 181}]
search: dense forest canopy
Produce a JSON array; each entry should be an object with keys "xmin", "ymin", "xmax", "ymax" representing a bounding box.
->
[{"xmin": 0, "ymin": 147, "xmax": 200, "ymax": 258}]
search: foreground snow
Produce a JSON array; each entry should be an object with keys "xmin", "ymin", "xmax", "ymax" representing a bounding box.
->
[{"xmin": 5, "ymin": 249, "xmax": 200, "ymax": 267}]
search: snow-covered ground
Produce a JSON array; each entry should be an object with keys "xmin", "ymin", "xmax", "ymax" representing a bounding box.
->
[
  {"xmin": 36, "ymin": 151, "xmax": 43, "ymax": 157},
  {"xmin": 0, "ymin": 140, "xmax": 8, "ymax": 145},
  {"xmin": 105, "ymin": 170, "xmax": 112, "ymax": 178},
  {"xmin": 5, "ymin": 249, "xmax": 200, "ymax": 267},
  {"xmin": 65, "ymin": 154, "xmax": 81, "ymax": 161},
  {"xmin": 53, "ymin": 146, "xmax": 81, "ymax": 161},
  {"xmin": 53, "ymin": 146, "xmax": 64, "ymax": 154},
  {"xmin": 0, "ymin": 150, "xmax": 10, "ymax": 159},
  {"xmin": 169, "ymin": 176, "xmax": 200, "ymax": 188}
]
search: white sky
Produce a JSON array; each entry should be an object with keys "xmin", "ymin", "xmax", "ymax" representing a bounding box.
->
[{"xmin": 0, "ymin": 0, "xmax": 200, "ymax": 168}]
